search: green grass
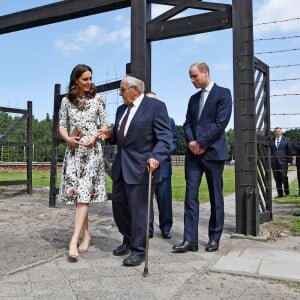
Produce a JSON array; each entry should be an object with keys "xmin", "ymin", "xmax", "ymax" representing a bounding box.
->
[
  {"xmin": 271, "ymin": 215, "xmax": 300, "ymax": 235},
  {"xmin": 0, "ymin": 165, "xmax": 235, "ymax": 203},
  {"xmin": 274, "ymin": 170, "xmax": 300, "ymax": 204},
  {"xmin": 171, "ymin": 165, "xmax": 235, "ymax": 202},
  {"xmin": 0, "ymin": 170, "xmax": 56, "ymax": 187},
  {"xmin": 291, "ymin": 217, "xmax": 300, "ymax": 234},
  {"xmin": 2, "ymin": 166, "xmax": 299, "ymax": 233}
]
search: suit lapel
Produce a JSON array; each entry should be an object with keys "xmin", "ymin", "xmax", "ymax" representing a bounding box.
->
[
  {"xmin": 125, "ymin": 97, "xmax": 148, "ymax": 143},
  {"xmin": 116, "ymin": 105, "xmax": 127, "ymax": 133},
  {"xmin": 199, "ymin": 83, "xmax": 216, "ymax": 120}
]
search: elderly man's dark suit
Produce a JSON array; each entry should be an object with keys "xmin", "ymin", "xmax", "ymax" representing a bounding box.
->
[
  {"xmin": 183, "ymin": 83, "xmax": 232, "ymax": 244},
  {"xmin": 111, "ymin": 95, "xmax": 172, "ymax": 258},
  {"xmin": 270, "ymin": 135, "xmax": 292, "ymax": 197}
]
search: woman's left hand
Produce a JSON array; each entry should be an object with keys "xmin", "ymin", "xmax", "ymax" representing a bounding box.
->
[{"xmin": 81, "ymin": 135, "xmax": 97, "ymax": 148}]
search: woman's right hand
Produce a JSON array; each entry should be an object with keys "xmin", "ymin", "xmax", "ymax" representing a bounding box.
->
[{"xmin": 66, "ymin": 136, "xmax": 81, "ymax": 149}]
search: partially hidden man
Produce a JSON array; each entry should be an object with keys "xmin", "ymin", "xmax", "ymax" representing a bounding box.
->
[{"xmin": 270, "ymin": 127, "xmax": 292, "ymax": 198}]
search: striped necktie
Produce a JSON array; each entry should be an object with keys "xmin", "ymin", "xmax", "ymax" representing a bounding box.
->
[{"xmin": 118, "ymin": 104, "xmax": 133, "ymax": 143}]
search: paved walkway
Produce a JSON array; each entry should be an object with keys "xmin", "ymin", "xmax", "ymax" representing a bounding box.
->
[{"xmin": 0, "ymin": 171, "xmax": 299, "ymax": 299}]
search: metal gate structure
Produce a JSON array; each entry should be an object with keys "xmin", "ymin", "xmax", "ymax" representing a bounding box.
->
[
  {"xmin": 254, "ymin": 58, "xmax": 272, "ymax": 225},
  {"xmin": 0, "ymin": 101, "xmax": 33, "ymax": 194},
  {"xmin": 233, "ymin": 1, "xmax": 272, "ymax": 236},
  {"xmin": 0, "ymin": 0, "xmax": 271, "ymax": 236}
]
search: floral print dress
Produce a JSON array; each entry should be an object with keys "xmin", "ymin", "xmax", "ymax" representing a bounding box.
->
[{"xmin": 58, "ymin": 95, "xmax": 109, "ymax": 204}]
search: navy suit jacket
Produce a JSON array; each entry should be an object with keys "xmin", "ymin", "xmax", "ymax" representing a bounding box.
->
[
  {"xmin": 184, "ymin": 83, "xmax": 232, "ymax": 160},
  {"xmin": 111, "ymin": 95, "xmax": 172, "ymax": 184},
  {"xmin": 160, "ymin": 117, "xmax": 178, "ymax": 179},
  {"xmin": 294, "ymin": 137, "xmax": 300, "ymax": 166},
  {"xmin": 270, "ymin": 136, "xmax": 292, "ymax": 166}
]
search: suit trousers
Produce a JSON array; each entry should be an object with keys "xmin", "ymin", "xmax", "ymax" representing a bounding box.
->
[
  {"xmin": 297, "ymin": 165, "xmax": 300, "ymax": 194},
  {"xmin": 272, "ymin": 160, "xmax": 289, "ymax": 196},
  {"xmin": 149, "ymin": 176, "xmax": 173, "ymax": 234},
  {"xmin": 112, "ymin": 174, "xmax": 154, "ymax": 258},
  {"xmin": 184, "ymin": 155, "xmax": 225, "ymax": 243}
]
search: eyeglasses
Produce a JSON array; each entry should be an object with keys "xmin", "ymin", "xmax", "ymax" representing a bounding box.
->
[{"xmin": 119, "ymin": 86, "xmax": 135, "ymax": 93}]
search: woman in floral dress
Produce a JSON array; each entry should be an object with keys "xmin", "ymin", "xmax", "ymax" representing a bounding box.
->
[{"xmin": 58, "ymin": 64, "xmax": 110, "ymax": 260}]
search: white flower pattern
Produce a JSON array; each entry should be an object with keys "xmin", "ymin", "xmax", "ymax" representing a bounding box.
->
[{"xmin": 58, "ymin": 94, "xmax": 108, "ymax": 204}]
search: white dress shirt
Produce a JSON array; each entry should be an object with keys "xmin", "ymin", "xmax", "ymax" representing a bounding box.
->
[{"xmin": 119, "ymin": 93, "xmax": 144, "ymax": 136}]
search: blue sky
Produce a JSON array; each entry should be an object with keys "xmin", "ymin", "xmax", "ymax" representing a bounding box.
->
[{"xmin": 1, "ymin": 0, "xmax": 300, "ymax": 131}]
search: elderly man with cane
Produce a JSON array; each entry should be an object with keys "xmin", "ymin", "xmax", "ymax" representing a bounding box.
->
[{"xmin": 103, "ymin": 75, "xmax": 172, "ymax": 267}]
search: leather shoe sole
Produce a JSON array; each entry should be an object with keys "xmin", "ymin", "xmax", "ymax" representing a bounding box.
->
[
  {"xmin": 172, "ymin": 241, "xmax": 198, "ymax": 253},
  {"xmin": 162, "ymin": 232, "xmax": 172, "ymax": 239},
  {"xmin": 113, "ymin": 244, "xmax": 130, "ymax": 256},
  {"xmin": 123, "ymin": 254, "xmax": 144, "ymax": 266},
  {"xmin": 205, "ymin": 241, "xmax": 219, "ymax": 252}
]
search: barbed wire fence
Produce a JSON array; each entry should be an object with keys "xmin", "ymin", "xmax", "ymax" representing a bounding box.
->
[{"xmin": 254, "ymin": 16, "xmax": 300, "ymax": 196}]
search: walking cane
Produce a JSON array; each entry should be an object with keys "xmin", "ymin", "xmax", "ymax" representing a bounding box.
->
[{"xmin": 143, "ymin": 169, "xmax": 152, "ymax": 277}]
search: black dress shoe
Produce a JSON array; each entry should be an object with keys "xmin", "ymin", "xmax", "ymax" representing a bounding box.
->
[
  {"xmin": 172, "ymin": 241, "xmax": 198, "ymax": 253},
  {"xmin": 113, "ymin": 243, "xmax": 130, "ymax": 256},
  {"xmin": 149, "ymin": 233, "xmax": 153, "ymax": 238},
  {"xmin": 161, "ymin": 232, "xmax": 172, "ymax": 239},
  {"xmin": 123, "ymin": 254, "xmax": 144, "ymax": 266},
  {"xmin": 205, "ymin": 240, "xmax": 219, "ymax": 252},
  {"xmin": 205, "ymin": 240, "xmax": 213, "ymax": 247}
]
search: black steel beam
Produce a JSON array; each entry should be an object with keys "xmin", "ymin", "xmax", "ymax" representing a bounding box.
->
[
  {"xmin": 130, "ymin": 0, "xmax": 151, "ymax": 90},
  {"xmin": 0, "ymin": 0, "xmax": 130, "ymax": 34},
  {"xmin": 233, "ymin": 0, "xmax": 258, "ymax": 236},
  {"xmin": 96, "ymin": 80, "xmax": 121, "ymax": 93},
  {"xmin": 0, "ymin": 107, "xmax": 27, "ymax": 114},
  {"xmin": 49, "ymin": 84, "xmax": 61, "ymax": 207},
  {"xmin": 26, "ymin": 101, "xmax": 33, "ymax": 194},
  {"xmin": 0, "ymin": 180, "xmax": 28, "ymax": 186},
  {"xmin": 147, "ymin": 10, "xmax": 231, "ymax": 41},
  {"xmin": 149, "ymin": 0, "xmax": 230, "ymax": 11}
]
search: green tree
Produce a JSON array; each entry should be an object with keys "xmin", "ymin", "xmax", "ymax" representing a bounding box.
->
[
  {"xmin": 174, "ymin": 125, "xmax": 186, "ymax": 155},
  {"xmin": 226, "ymin": 128, "xmax": 234, "ymax": 160},
  {"xmin": 32, "ymin": 115, "xmax": 53, "ymax": 161},
  {"xmin": 284, "ymin": 128, "xmax": 300, "ymax": 155}
]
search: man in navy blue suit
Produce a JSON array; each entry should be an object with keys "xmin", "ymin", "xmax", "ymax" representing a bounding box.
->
[
  {"xmin": 173, "ymin": 62, "xmax": 232, "ymax": 253},
  {"xmin": 146, "ymin": 92, "xmax": 179, "ymax": 239},
  {"xmin": 270, "ymin": 127, "xmax": 292, "ymax": 198},
  {"xmin": 110, "ymin": 75, "xmax": 172, "ymax": 266},
  {"xmin": 294, "ymin": 136, "xmax": 300, "ymax": 197}
]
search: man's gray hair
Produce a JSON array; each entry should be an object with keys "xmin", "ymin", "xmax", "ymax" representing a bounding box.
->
[{"xmin": 125, "ymin": 75, "xmax": 145, "ymax": 93}]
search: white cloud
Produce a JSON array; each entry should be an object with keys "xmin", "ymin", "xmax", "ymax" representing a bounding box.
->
[
  {"xmin": 151, "ymin": 4, "xmax": 171, "ymax": 18},
  {"xmin": 254, "ymin": 0, "xmax": 300, "ymax": 37},
  {"xmin": 180, "ymin": 33, "xmax": 214, "ymax": 55},
  {"xmin": 54, "ymin": 24, "xmax": 130, "ymax": 55},
  {"xmin": 193, "ymin": 33, "xmax": 214, "ymax": 43},
  {"xmin": 151, "ymin": 4, "xmax": 187, "ymax": 19},
  {"xmin": 213, "ymin": 62, "xmax": 232, "ymax": 71},
  {"xmin": 114, "ymin": 14, "xmax": 125, "ymax": 22}
]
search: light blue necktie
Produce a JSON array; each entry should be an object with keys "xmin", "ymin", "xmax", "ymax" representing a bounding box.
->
[{"xmin": 198, "ymin": 90, "xmax": 206, "ymax": 120}]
